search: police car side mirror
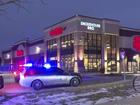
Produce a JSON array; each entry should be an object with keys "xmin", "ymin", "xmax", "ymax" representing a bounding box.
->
[{"xmin": 0, "ymin": 76, "xmax": 4, "ymax": 89}]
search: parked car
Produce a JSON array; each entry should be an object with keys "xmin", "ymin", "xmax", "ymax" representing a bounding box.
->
[{"xmin": 19, "ymin": 66, "xmax": 82, "ymax": 90}]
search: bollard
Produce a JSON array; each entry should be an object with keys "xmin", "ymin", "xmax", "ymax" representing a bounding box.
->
[{"xmin": 0, "ymin": 75, "xmax": 4, "ymax": 89}]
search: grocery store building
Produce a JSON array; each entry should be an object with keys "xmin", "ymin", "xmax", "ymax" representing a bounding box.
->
[{"xmin": 1, "ymin": 15, "xmax": 140, "ymax": 74}]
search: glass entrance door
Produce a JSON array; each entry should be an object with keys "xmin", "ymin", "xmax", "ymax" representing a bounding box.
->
[
  {"xmin": 84, "ymin": 33, "xmax": 102, "ymax": 72},
  {"xmin": 128, "ymin": 61, "xmax": 138, "ymax": 73}
]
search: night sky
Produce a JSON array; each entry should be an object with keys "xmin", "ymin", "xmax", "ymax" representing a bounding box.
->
[{"xmin": 0, "ymin": 0, "xmax": 140, "ymax": 51}]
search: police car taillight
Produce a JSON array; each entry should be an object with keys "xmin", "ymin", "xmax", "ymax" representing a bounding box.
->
[{"xmin": 13, "ymin": 71, "xmax": 17, "ymax": 76}]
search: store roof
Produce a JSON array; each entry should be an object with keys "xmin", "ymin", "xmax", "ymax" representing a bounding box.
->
[{"xmin": 44, "ymin": 14, "xmax": 119, "ymax": 31}]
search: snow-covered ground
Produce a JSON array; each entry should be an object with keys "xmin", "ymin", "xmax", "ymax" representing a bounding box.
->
[{"xmin": 0, "ymin": 86, "xmax": 136, "ymax": 105}]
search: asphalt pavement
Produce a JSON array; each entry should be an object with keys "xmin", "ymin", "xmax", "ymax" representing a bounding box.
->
[{"xmin": 0, "ymin": 73, "xmax": 133, "ymax": 94}]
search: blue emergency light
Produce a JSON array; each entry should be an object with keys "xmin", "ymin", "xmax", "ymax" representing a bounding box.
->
[{"xmin": 44, "ymin": 63, "xmax": 51, "ymax": 69}]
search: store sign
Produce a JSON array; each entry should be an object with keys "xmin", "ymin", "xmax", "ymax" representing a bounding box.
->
[
  {"xmin": 15, "ymin": 44, "xmax": 25, "ymax": 57},
  {"xmin": 16, "ymin": 50, "xmax": 24, "ymax": 56},
  {"xmin": 133, "ymin": 36, "xmax": 140, "ymax": 52},
  {"xmin": 80, "ymin": 21, "xmax": 101, "ymax": 30},
  {"xmin": 49, "ymin": 26, "xmax": 64, "ymax": 36}
]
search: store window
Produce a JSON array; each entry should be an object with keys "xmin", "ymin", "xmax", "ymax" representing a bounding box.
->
[
  {"xmin": 60, "ymin": 34, "xmax": 74, "ymax": 71},
  {"xmin": 84, "ymin": 33, "xmax": 102, "ymax": 72},
  {"xmin": 61, "ymin": 55, "xmax": 74, "ymax": 71},
  {"xmin": 47, "ymin": 38, "xmax": 57, "ymax": 61},
  {"xmin": 60, "ymin": 34, "xmax": 74, "ymax": 55},
  {"xmin": 106, "ymin": 35, "xmax": 117, "ymax": 72}
]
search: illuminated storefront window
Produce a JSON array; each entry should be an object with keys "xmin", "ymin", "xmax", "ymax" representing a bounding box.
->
[
  {"xmin": 60, "ymin": 34, "xmax": 74, "ymax": 55},
  {"xmin": 61, "ymin": 55, "xmax": 74, "ymax": 71},
  {"xmin": 59, "ymin": 34, "xmax": 74, "ymax": 71},
  {"xmin": 106, "ymin": 35, "xmax": 117, "ymax": 72},
  {"xmin": 47, "ymin": 38, "xmax": 57, "ymax": 62},
  {"xmin": 84, "ymin": 33, "xmax": 102, "ymax": 72}
]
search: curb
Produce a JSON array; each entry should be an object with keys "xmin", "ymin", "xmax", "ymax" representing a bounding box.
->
[{"xmin": 69, "ymin": 80, "xmax": 132, "ymax": 91}]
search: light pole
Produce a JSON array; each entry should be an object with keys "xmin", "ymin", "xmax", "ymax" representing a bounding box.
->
[{"xmin": 120, "ymin": 49, "xmax": 126, "ymax": 81}]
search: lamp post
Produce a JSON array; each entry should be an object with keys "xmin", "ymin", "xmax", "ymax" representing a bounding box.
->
[{"xmin": 120, "ymin": 49, "xmax": 126, "ymax": 81}]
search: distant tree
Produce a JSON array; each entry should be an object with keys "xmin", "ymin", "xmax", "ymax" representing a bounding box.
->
[
  {"xmin": 0, "ymin": 0, "xmax": 45, "ymax": 6},
  {"xmin": 0, "ymin": 0, "xmax": 46, "ymax": 13}
]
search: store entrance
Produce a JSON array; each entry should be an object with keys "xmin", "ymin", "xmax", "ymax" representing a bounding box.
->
[
  {"xmin": 84, "ymin": 54, "xmax": 101, "ymax": 72},
  {"xmin": 128, "ymin": 61, "xmax": 137, "ymax": 73},
  {"xmin": 83, "ymin": 33, "xmax": 102, "ymax": 72}
]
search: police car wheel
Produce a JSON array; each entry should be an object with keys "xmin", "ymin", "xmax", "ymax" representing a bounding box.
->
[
  {"xmin": 70, "ymin": 77, "xmax": 80, "ymax": 87},
  {"xmin": 32, "ymin": 80, "xmax": 43, "ymax": 90},
  {"xmin": 0, "ymin": 76, "xmax": 4, "ymax": 89}
]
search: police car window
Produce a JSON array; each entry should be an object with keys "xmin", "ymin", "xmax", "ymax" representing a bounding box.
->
[
  {"xmin": 25, "ymin": 67, "xmax": 47, "ymax": 76},
  {"xmin": 49, "ymin": 67, "xmax": 65, "ymax": 75},
  {"xmin": 37, "ymin": 67, "xmax": 61, "ymax": 75}
]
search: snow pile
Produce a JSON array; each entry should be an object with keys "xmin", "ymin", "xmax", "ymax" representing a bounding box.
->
[
  {"xmin": 127, "ymin": 93, "xmax": 140, "ymax": 98},
  {"xmin": 94, "ymin": 96, "xmax": 122, "ymax": 105},
  {"xmin": 1, "ymin": 88, "xmax": 109, "ymax": 105},
  {"xmin": 70, "ymin": 98, "xmax": 93, "ymax": 105},
  {"xmin": 2, "ymin": 96, "xmax": 25, "ymax": 105},
  {"xmin": 94, "ymin": 97, "xmax": 112, "ymax": 104},
  {"xmin": 0, "ymin": 96, "xmax": 5, "ymax": 101}
]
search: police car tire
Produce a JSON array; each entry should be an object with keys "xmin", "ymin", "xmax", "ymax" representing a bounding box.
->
[
  {"xmin": 31, "ymin": 80, "xmax": 43, "ymax": 90},
  {"xmin": 0, "ymin": 76, "xmax": 4, "ymax": 89},
  {"xmin": 70, "ymin": 77, "xmax": 80, "ymax": 87}
]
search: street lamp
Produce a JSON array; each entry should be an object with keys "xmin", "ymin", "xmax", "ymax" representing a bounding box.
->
[{"xmin": 120, "ymin": 49, "xmax": 126, "ymax": 80}]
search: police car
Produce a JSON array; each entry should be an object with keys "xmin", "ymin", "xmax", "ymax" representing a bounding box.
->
[{"xmin": 19, "ymin": 64, "xmax": 82, "ymax": 90}]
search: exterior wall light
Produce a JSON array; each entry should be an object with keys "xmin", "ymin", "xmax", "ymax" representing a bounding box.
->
[
  {"xmin": 106, "ymin": 44, "xmax": 110, "ymax": 49},
  {"xmin": 6, "ymin": 54, "xmax": 10, "ymax": 59},
  {"xmin": 36, "ymin": 46, "xmax": 41, "ymax": 54},
  {"xmin": 133, "ymin": 54, "xmax": 139, "ymax": 60}
]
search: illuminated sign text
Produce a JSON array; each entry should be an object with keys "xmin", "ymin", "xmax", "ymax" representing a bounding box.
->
[{"xmin": 81, "ymin": 21, "xmax": 101, "ymax": 30}]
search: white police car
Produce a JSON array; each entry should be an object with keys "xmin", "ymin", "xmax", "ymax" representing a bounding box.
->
[{"xmin": 19, "ymin": 65, "xmax": 81, "ymax": 90}]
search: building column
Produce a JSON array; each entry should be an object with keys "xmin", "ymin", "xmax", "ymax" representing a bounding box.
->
[
  {"xmin": 74, "ymin": 32, "xmax": 84, "ymax": 73},
  {"xmin": 101, "ymin": 35, "xmax": 107, "ymax": 74},
  {"xmin": 57, "ymin": 38, "xmax": 61, "ymax": 68},
  {"xmin": 74, "ymin": 33, "xmax": 79, "ymax": 73},
  {"xmin": 104, "ymin": 46, "xmax": 108, "ymax": 74},
  {"xmin": 44, "ymin": 41, "xmax": 47, "ymax": 63},
  {"xmin": 24, "ymin": 41, "xmax": 28, "ymax": 64},
  {"xmin": 116, "ymin": 37, "xmax": 120, "ymax": 73},
  {"xmin": 11, "ymin": 47, "xmax": 14, "ymax": 70}
]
